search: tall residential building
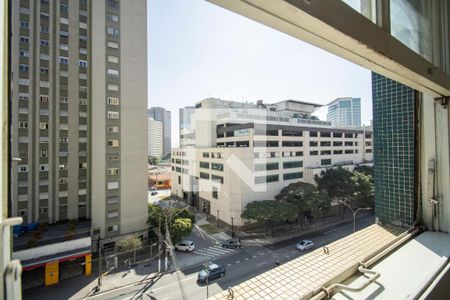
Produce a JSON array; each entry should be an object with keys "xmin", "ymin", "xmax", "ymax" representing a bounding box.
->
[
  {"xmin": 148, "ymin": 107, "xmax": 171, "ymax": 157},
  {"xmin": 179, "ymin": 106, "xmax": 195, "ymax": 148},
  {"xmin": 148, "ymin": 117, "xmax": 163, "ymax": 158},
  {"xmin": 10, "ymin": 0, "xmax": 148, "ymax": 242},
  {"xmin": 171, "ymin": 98, "xmax": 373, "ymax": 226},
  {"xmin": 327, "ymin": 97, "xmax": 361, "ymax": 127}
]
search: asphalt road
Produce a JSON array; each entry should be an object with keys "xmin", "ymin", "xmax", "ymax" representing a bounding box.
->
[{"xmin": 86, "ymin": 215, "xmax": 375, "ymax": 300}]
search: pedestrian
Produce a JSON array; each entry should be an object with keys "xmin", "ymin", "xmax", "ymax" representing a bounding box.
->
[{"xmin": 275, "ymin": 259, "xmax": 280, "ymax": 267}]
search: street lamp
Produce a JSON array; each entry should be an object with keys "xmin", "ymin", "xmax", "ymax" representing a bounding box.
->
[
  {"xmin": 217, "ymin": 210, "xmax": 220, "ymax": 228},
  {"xmin": 338, "ymin": 200, "xmax": 372, "ymax": 232},
  {"xmin": 231, "ymin": 217, "xmax": 234, "ymax": 238}
]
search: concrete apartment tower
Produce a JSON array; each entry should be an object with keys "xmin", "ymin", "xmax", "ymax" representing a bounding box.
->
[
  {"xmin": 148, "ymin": 117, "xmax": 163, "ymax": 159},
  {"xmin": 327, "ymin": 97, "xmax": 361, "ymax": 127},
  {"xmin": 10, "ymin": 0, "xmax": 148, "ymax": 242},
  {"xmin": 148, "ymin": 107, "xmax": 171, "ymax": 157}
]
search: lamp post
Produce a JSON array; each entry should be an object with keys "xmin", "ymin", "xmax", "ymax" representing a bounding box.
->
[
  {"xmin": 338, "ymin": 200, "xmax": 372, "ymax": 232},
  {"xmin": 231, "ymin": 217, "xmax": 234, "ymax": 238},
  {"xmin": 217, "ymin": 210, "xmax": 220, "ymax": 228}
]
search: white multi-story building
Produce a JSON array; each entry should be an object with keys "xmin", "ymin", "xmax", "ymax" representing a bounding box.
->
[
  {"xmin": 148, "ymin": 117, "xmax": 163, "ymax": 158},
  {"xmin": 171, "ymin": 98, "xmax": 373, "ymax": 227},
  {"xmin": 327, "ymin": 97, "xmax": 361, "ymax": 127}
]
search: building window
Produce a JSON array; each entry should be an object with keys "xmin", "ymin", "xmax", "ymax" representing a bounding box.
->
[
  {"xmin": 107, "ymin": 210, "xmax": 119, "ymax": 218},
  {"xmin": 59, "ymin": 56, "xmax": 69, "ymax": 64},
  {"xmin": 107, "ymin": 111, "xmax": 120, "ymax": 119},
  {"xmin": 107, "ymin": 97, "xmax": 120, "ymax": 105},
  {"xmin": 60, "ymin": 137, "xmax": 69, "ymax": 143},
  {"xmin": 39, "ymin": 109, "xmax": 49, "ymax": 115},
  {"xmin": 40, "ymin": 150, "xmax": 48, "ymax": 157},
  {"xmin": 20, "ymin": 36, "xmax": 29, "ymax": 43},
  {"xmin": 345, "ymin": 149, "xmax": 354, "ymax": 154},
  {"xmin": 255, "ymin": 174, "xmax": 279, "ymax": 184},
  {"xmin": 107, "ymin": 41, "xmax": 119, "ymax": 49},
  {"xmin": 79, "ymin": 60, "xmax": 88, "ymax": 68},
  {"xmin": 20, "ymin": 7, "xmax": 30, "ymax": 14},
  {"xmin": 202, "ymin": 152, "xmax": 210, "ymax": 158},
  {"xmin": 283, "ymin": 161, "xmax": 303, "ymax": 169},
  {"xmin": 19, "ymin": 64, "xmax": 29, "ymax": 72},
  {"xmin": 321, "ymin": 159, "xmax": 332, "ymax": 166},
  {"xmin": 41, "ymin": 25, "xmax": 49, "ymax": 33},
  {"xmin": 79, "ymin": 162, "xmax": 87, "ymax": 169},
  {"xmin": 107, "ymin": 225, "xmax": 118, "ymax": 232},
  {"xmin": 108, "ymin": 0, "xmax": 119, "ymax": 9},
  {"xmin": 40, "ymin": 39, "xmax": 49, "ymax": 47},
  {"xmin": 39, "ymin": 207, "xmax": 48, "ymax": 214},
  {"xmin": 107, "ymin": 126, "xmax": 119, "ymax": 132},
  {"xmin": 19, "ymin": 50, "xmax": 29, "ymax": 57},
  {"xmin": 18, "ymin": 122, "xmax": 28, "ymax": 128},
  {"xmin": 60, "ymin": 44, "xmax": 69, "ymax": 51},
  {"xmin": 39, "ymin": 137, "xmax": 49, "ymax": 143},
  {"xmin": 40, "ymin": 164, "xmax": 49, "ymax": 172},
  {"xmin": 20, "ymin": 21, "xmax": 29, "ymax": 29},
  {"xmin": 108, "ymin": 55, "xmax": 119, "ymax": 63},
  {"xmin": 310, "ymin": 151, "xmax": 318, "ymax": 156},
  {"xmin": 212, "ymin": 187, "xmax": 218, "ymax": 199},
  {"xmin": 18, "ymin": 78, "xmax": 29, "ymax": 86},
  {"xmin": 199, "ymin": 172, "xmax": 210, "ymax": 179},
  {"xmin": 309, "ymin": 131, "xmax": 318, "ymax": 137},
  {"xmin": 107, "ymin": 13, "xmax": 119, "ymax": 22},
  {"xmin": 108, "ymin": 140, "xmax": 119, "ymax": 147},
  {"xmin": 107, "ymin": 168, "xmax": 119, "ymax": 175},
  {"xmin": 282, "ymin": 141, "xmax": 303, "ymax": 147},
  {"xmin": 60, "ymin": 4, "xmax": 69, "ymax": 12},
  {"xmin": 283, "ymin": 172, "xmax": 303, "ymax": 180},
  {"xmin": 40, "ymin": 67, "xmax": 49, "ymax": 74},
  {"xmin": 107, "ymin": 182, "xmax": 119, "ymax": 189},
  {"xmin": 107, "ymin": 84, "xmax": 119, "ymax": 91},
  {"xmin": 18, "ymin": 165, "xmax": 28, "ymax": 172},
  {"xmin": 107, "ymin": 69, "xmax": 119, "ymax": 78},
  {"xmin": 211, "ymin": 174, "xmax": 224, "ymax": 184},
  {"xmin": 320, "ymin": 141, "xmax": 331, "ymax": 147},
  {"xmin": 39, "ymin": 81, "xmax": 49, "ymax": 88},
  {"xmin": 211, "ymin": 163, "xmax": 223, "ymax": 171},
  {"xmin": 39, "ymin": 122, "xmax": 49, "ymax": 129},
  {"xmin": 80, "ymin": 48, "xmax": 88, "ymax": 55},
  {"xmin": 60, "ymin": 97, "xmax": 68, "ymax": 103},
  {"xmin": 255, "ymin": 162, "xmax": 279, "ymax": 171},
  {"xmin": 107, "ymin": 26, "xmax": 119, "ymax": 37},
  {"xmin": 199, "ymin": 162, "xmax": 210, "ymax": 169}
]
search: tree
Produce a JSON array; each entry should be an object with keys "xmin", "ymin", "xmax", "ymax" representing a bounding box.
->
[
  {"xmin": 354, "ymin": 165, "xmax": 373, "ymax": 177},
  {"xmin": 276, "ymin": 181, "xmax": 331, "ymax": 220},
  {"xmin": 147, "ymin": 203, "xmax": 195, "ymax": 242},
  {"xmin": 241, "ymin": 200, "xmax": 298, "ymax": 234},
  {"xmin": 117, "ymin": 237, "xmax": 143, "ymax": 252},
  {"xmin": 350, "ymin": 171, "xmax": 374, "ymax": 208},
  {"xmin": 171, "ymin": 218, "xmax": 193, "ymax": 243},
  {"xmin": 148, "ymin": 156, "xmax": 160, "ymax": 166}
]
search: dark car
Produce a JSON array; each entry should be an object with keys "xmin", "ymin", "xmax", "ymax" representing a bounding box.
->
[
  {"xmin": 197, "ymin": 263, "xmax": 226, "ymax": 283},
  {"xmin": 221, "ymin": 238, "xmax": 242, "ymax": 249},
  {"xmin": 151, "ymin": 191, "xmax": 158, "ymax": 196}
]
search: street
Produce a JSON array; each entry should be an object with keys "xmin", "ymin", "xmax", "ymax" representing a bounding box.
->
[{"xmin": 85, "ymin": 215, "xmax": 375, "ymax": 300}]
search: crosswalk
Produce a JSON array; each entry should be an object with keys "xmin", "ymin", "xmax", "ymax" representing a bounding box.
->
[{"xmin": 194, "ymin": 245, "xmax": 236, "ymax": 258}]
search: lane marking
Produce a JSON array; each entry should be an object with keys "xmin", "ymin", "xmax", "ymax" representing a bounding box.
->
[
  {"xmin": 227, "ymin": 264, "xmax": 232, "ymax": 267},
  {"xmin": 256, "ymin": 262, "xmax": 266, "ymax": 267},
  {"xmin": 244, "ymin": 258, "xmax": 249, "ymax": 261},
  {"xmin": 235, "ymin": 261, "xmax": 240, "ymax": 264}
]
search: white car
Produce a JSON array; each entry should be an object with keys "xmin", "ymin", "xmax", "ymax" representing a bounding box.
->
[
  {"xmin": 296, "ymin": 239, "xmax": 314, "ymax": 251},
  {"xmin": 175, "ymin": 240, "xmax": 195, "ymax": 252}
]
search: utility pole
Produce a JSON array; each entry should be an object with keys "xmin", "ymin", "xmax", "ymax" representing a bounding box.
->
[
  {"xmin": 232, "ymin": 218, "xmax": 235, "ymax": 238},
  {"xmin": 217, "ymin": 210, "xmax": 220, "ymax": 228},
  {"xmin": 158, "ymin": 217, "xmax": 161, "ymax": 273}
]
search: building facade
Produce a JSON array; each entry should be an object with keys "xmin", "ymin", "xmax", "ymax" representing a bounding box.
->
[
  {"xmin": 179, "ymin": 106, "xmax": 195, "ymax": 148},
  {"xmin": 327, "ymin": 97, "xmax": 361, "ymax": 127},
  {"xmin": 10, "ymin": 0, "xmax": 149, "ymax": 242},
  {"xmin": 148, "ymin": 117, "xmax": 163, "ymax": 158},
  {"xmin": 148, "ymin": 107, "xmax": 171, "ymax": 157},
  {"xmin": 171, "ymin": 98, "xmax": 373, "ymax": 226}
]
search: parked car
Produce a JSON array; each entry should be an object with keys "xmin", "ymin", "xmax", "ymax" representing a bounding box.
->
[
  {"xmin": 296, "ymin": 239, "xmax": 314, "ymax": 251},
  {"xmin": 222, "ymin": 238, "xmax": 243, "ymax": 249},
  {"xmin": 151, "ymin": 191, "xmax": 158, "ymax": 196},
  {"xmin": 197, "ymin": 263, "xmax": 226, "ymax": 283},
  {"xmin": 150, "ymin": 186, "xmax": 156, "ymax": 191},
  {"xmin": 174, "ymin": 240, "xmax": 195, "ymax": 252}
]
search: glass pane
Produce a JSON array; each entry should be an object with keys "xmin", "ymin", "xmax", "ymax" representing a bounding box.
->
[
  {"xmin": 391, "ymin": 0, "xmax": 449, "ymax": 73},
  {"xmin": 341, "ymin": 0, "xmax": 377, "ymax": 23}
]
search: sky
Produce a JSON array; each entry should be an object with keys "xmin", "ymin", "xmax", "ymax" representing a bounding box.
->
[{"xmin": 147, "ymin": 0, "xmax": 373, "ymax": 148}]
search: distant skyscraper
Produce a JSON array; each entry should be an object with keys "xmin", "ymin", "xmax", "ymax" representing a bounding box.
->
[
  {"xmin": 10, "ymin": 0, "xmax": 149, "ymax": 241},
  {"xmin": 372, "ymin": 73, "xmax": 415, "ymax": 227},
  {"xmin": 148, "ymin": 118, "xmax": 163, "ymax": 158},
  {"xmin": 179, "ymin": 106, "xmax": 195, "ymax": 148},
  {"xmin": 148, "ymin": 107, "xmax": 171, "ymax": 157},
  {"xmin": 327, "ymin": 97, "xmax": 361, "ymax": 127}
]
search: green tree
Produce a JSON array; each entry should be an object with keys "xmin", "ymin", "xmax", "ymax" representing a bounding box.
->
[
  {"xmin": 148, "ymin": 156, "xmax": 160, "ymax": 165},
  {"xmin": 276, "ymin": 181, "xmax": 331, "ymax": 220},
  {"xmin": 171, "ymin": 218, "xmax": 193, "ymax": 243},
  {"xmin": 241, "ymin": 200, "xmax": 298, "ymax": 235},
  {"xmin": 117, "ymin": 237, "xmax": 143, "ymax": 252},
  {"xmin": 147, "ymin": 204, "xmax": 195, "ymax": 242},
  {"xmin": 353, "ymin": 165, "xmax": 373, "ymax": 177},
  {"xmin": 350, "ymin": 171, "xmax": 374, "ymax": 208}
]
